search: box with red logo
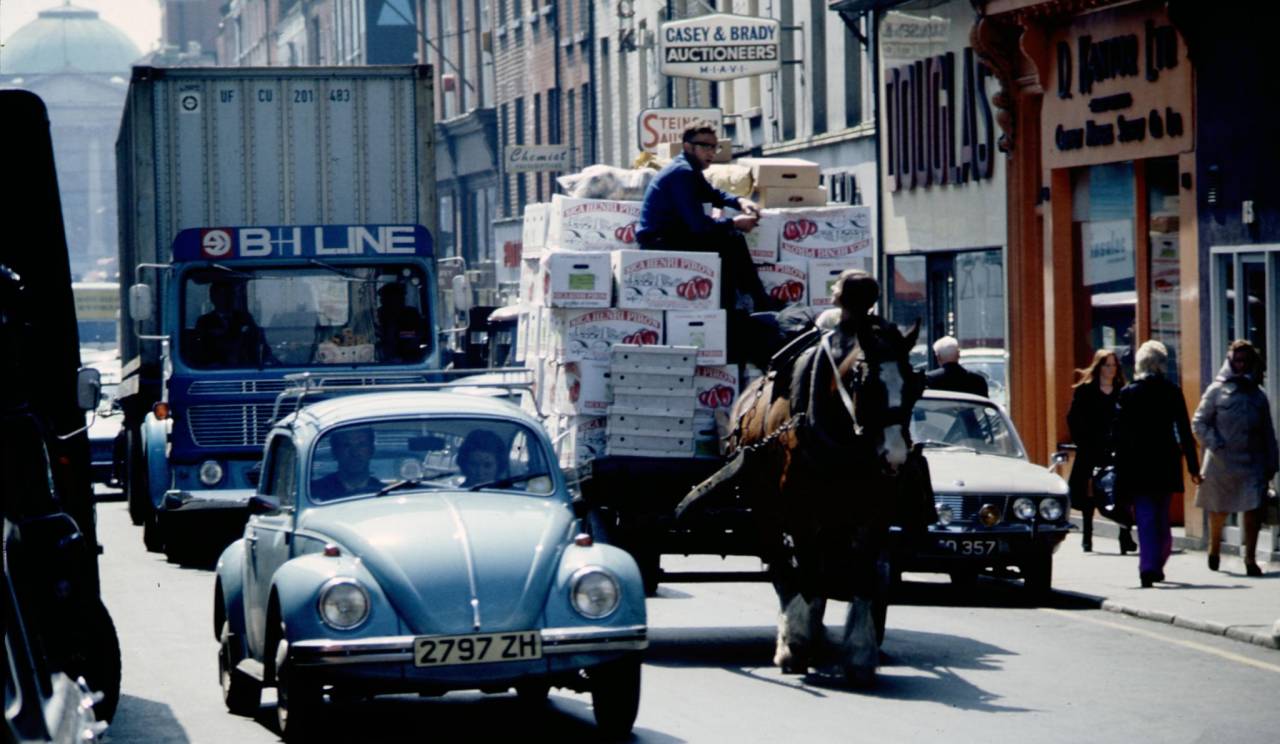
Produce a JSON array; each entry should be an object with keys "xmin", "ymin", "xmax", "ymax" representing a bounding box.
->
[
  {"xmin": 664, "ymin": 310, "xmax": 727, "ymax": 366},
  {"xmin": 808, "ymin": 257, "xmax": 875, "ymax": 307},
  {"xmin": 545, "ymin": 195, "xmax": 643, "ymax": 252},
  {"xmin": 538, "ymin": 252, "xmax": 612, "ymax": 308},
  {"xmin": 550, "ymin": 414, "xmax": 608, "ymax": 468},
  {"xmin": 519, "ymin": 257, "xmax": 543, "ymax": 306},
  {"xmin": 612, "ymin": 250, "xmax": 721, "ymax": 310},
  {"xmin": 521, "ymin": 203, "xmax": 551, "ymax": 258},
  {"xmin": 546, "ymin": 308, "xmax": 664, "ymax": 361},
  {"xmin": 777, "ymin": 205, "xmax": 873, "ymax": 262},
  {"xmin": 755, "ymin": 262, "xmax": 808, "ymax": 306},
  {"xmin": 720, "ymin": 206, "xmax": 781, "ymax": 263},
  {"xmin": 693, "ymin": 364, "xmax": 739, "ymax": 411},
  {"xmin": 550, "ymin": 359, "xmax": 611, "ymax": 416}
]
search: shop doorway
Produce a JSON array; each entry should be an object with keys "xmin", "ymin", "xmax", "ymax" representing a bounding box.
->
[{"xmin": 1210, "ymin": 245, "xmax": 1280, "ymax": 553}]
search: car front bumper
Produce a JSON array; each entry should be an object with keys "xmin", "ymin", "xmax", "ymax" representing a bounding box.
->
[{"xmin": 891, "ymin": 523, "xmax": 1069, "ymax": 572}]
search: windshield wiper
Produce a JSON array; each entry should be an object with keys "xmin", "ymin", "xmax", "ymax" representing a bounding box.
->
[
  {"xmin": 376, "ymin": 478, "xmax": 451, "ymax": 496},
  {"xmin": 467, "ymin": 471, "xmax": 553, "ymax": 492},
  {"xmin": 307, "ymin": 258, "xmax": 365, "ymax": 282}
]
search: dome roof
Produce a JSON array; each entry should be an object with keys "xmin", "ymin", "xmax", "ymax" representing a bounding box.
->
[{"xmin": 1, "ymin": 3, "xmax": 142, "ymax": 75}]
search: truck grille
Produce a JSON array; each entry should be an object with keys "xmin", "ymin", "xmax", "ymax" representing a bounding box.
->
[
  {"xmin": 186, "ymin": 401, "xmax": 296, "ymax": 447},
  {"xmin": 189, "ymin": 379, "xmax": 290, "ymax": 395},
  {"xmin": 935, "ymin": 493, "xmax": 1009, "ymax": 522}
]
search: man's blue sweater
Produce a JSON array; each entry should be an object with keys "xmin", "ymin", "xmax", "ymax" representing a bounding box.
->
[{"xmin": 636, "ymin": 152, "xmax": 743, "ymax": 246}]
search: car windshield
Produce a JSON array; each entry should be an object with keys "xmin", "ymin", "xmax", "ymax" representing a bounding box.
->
[
  {"xmin": 180, "ymin": 266, "xmax": 431, "ymax": 369},
  {"xmin": 910, "ymin": 398, "xmax": 1024, "ymax": 458},
  {"xmin": 309, "ymin": 417, "xmax": 554, "ymax": 503}
]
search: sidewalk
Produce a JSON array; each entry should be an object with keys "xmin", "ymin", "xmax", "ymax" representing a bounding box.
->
[{"xmin": 1051, "ymin": 521, "xmax": 1280, "ymax": 650}]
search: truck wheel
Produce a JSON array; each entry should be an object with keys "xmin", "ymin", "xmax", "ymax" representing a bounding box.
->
[
  {"xmin": 590, "ymin": 657, "xmax": 641, "ymax": 738},
  {"xmin": 126, "ymin": 430, "xmax": 151, "ymax": 526},
  {"xmin": 143, "ymin": 510, "xmax": 165, "ymax": 553},
  {"xmin": 219, "ymin": 621, "xmax": 261, "ymax": 715},
  {"xmin": 60, "ymin": 599, "xmax": 122, "ymax": 723}
]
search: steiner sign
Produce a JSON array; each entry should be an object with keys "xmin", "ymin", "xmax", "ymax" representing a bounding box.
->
[
  {"xmin": 637, "ymin": 108, "xmax": 722, "ymax": 152},
  {"xmin": 660, "ymin": 14, "xmax": 781, "ymax": 81},
  {"xmin": 505, "ymin": 145, "xmax": 572, "ymax": 173}
]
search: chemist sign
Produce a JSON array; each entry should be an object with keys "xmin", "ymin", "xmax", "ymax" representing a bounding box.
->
[{"xmin": 660, "ymin": 14, "xmax": 781, "ymax": 81}]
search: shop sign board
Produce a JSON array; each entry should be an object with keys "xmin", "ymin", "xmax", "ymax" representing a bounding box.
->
[
  {"xmin": 660, "ymin": 14, "xmax": 781, "ymax": 81},
  {"xmin": 1081, "ymin": 220, "xmax": 1134, "ymax": 286},
  {"xmin": 1043, "ymin": 4, "xmax": 1192, "ymax": 169},
  {"xmin": 637, "ymin": 108, "xmax": 722, "ymax": 152},
  {"xmin": 504, "ymin": 145, "xmax": 571, "ymax": 173}
]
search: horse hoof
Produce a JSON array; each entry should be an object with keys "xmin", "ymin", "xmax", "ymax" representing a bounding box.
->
[
  {"xmin": 774, "ymin": 649, "xmax": 809, "ymax": 675},
  {"xmin": 844, "ymin": 664, "xmax": 876, "ymax": 688}
]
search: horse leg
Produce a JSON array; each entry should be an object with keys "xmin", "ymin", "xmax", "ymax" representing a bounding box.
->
[
  {"xmin": 839, "ymin": 544, "xmax": 882, "ymax": 687},
  {"xmin": 771, "ymin": 555, "xmax": 813, "ymax": 674}
]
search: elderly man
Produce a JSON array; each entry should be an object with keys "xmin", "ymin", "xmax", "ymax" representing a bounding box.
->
[
  {"xmin": 925, "ymin": 336, "xmax": 989, "ymax": 397},
  {"xmin": 638, "ymin": 124, "xmax": 778, "ymax": 364}
]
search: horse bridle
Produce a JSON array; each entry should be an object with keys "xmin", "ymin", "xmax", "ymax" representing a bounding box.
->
[{"xmin": 815, "ymin": 330, "xmax": 864, "ymax": 436}]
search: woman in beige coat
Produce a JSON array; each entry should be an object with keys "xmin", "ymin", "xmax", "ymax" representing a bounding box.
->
[{"xmin": 1192, "ymin": 340, "xmax": 1279, "ymax": 576}]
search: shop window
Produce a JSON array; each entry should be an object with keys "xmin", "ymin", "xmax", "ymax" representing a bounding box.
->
[
  {"xmin": 889, "ymin": 255, "xmax": 928, "ymax": 369},
  {"xmin": 1073, "ymin": 162, "xmax": 1137, "ymax": 380},
  {"xmin": 1147, "ymin": 157, "xmax": 1181, "ymax": 384}
]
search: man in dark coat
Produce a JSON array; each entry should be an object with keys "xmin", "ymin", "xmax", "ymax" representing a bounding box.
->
[
  {"xmin": 924, "ymin": 336, "xmax": 989, "ymax": 398},
  {"xmin": 638, "ymin": 124, "xmax": 779, "ymax": 366}
]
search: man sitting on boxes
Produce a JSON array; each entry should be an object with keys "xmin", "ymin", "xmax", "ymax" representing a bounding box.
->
[{"xmin": 638, "ymin": 124, "xmax": 781, "ymax": 367}]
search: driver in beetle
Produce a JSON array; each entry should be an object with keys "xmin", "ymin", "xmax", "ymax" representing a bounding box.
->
[{"xmin": 637, "ymin": 124, "xmax": 780, "ymax": 365}]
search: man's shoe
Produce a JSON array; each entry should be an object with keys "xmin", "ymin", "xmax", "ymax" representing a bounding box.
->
[
  {"xmin": 1139, "ymin": 572, "xmax": 1155, "ymax": 588},
  {"xmin": 1118, "ymin": 529, "xmax": 1137, "ymax": 555},
  {"xmin": 1245, "ymin": 562, "xmax": 1263, "ymax": 577},
  {"xmin": 1208, "ymin": 554, "xmax": 1220, "ymax": 571},
  {"xmin": 1082, "ymin": 536, "xmax": 1092, "ymax": 552}
]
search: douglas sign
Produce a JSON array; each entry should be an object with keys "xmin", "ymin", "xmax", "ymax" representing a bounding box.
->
[{"xmin": 660, "ymin": 14, "xmax": 781, "ymax": 81}]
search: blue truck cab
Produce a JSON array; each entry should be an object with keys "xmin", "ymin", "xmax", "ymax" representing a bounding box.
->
[{"xmin": 123, "ymin": 224, "xmax": 438, "ymax": 560}]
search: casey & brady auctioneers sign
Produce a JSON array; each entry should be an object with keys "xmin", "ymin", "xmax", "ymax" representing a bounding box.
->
[{"xmin": 660, "ymin": 14, "xmax": 781, "ymax": 81}]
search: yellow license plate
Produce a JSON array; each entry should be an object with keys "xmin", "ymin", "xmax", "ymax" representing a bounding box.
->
[{"xmin": 413, "ymin": 630, "xmax": 542, "ymax": 667}]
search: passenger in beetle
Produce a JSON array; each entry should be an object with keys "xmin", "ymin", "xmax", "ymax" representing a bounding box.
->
[
  {"xmin": 194, "ymin": 279, "xmax": 272, "ymax": 367},
  {"xmin": 456, "ymin": 430, "xmax": 509, "ymax": 488},
  {"xmin": 312, "ymin": 427, "xmax": 384, "ymax": 500},
  {"xmin": 637, "ymin": 124, "xmax": 781, "ymax": 367}
]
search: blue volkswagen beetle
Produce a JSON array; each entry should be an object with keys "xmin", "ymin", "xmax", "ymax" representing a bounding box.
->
[{"xmin": 213, "ymin": 391, "xmax": 647, "ymax": 740}]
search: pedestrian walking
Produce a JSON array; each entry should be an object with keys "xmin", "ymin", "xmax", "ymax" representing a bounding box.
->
[
  {"xmin": 925, "ymin": 336, "xmax": 989, "ymax": 397},
  {"xmin": 1066, "ymin": 348, "xmax": 1135, "ymax": 553},
  {"xmin": 1113, "ymin": 340, "xmax": 1201, "ymax": 587},
  {"xmin": 1192, "ymin": 340, "xmax": 1279, "ymax": 577}
]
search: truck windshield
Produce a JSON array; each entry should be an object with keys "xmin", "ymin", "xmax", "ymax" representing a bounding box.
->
[{"xmin": 180, "ymin": 266, "xmax": 431, "ymax": 369}]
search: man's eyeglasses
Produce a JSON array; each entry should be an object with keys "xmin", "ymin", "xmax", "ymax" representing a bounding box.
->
[{"xmin": 688, "ymin": 141, "xmax": 718, "ymax": 150}]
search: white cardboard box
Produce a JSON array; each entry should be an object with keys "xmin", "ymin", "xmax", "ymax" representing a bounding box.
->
[
  {"xmin": 777, "ymin": 205, "xmax": 874, "ymax": 262},
  {"xmin": 519, "ymin": 257, "xmax": 542, "ymax": 306},
  {"xmin": 551, "ymin": 359, "xmax": 611, "ymax": 416},
  {"xmin": 554, "ymin": 414, "xmax": 607, "ymax": 468},
  {"xmin": 521, "ymin": 203, "xmax": 551, "ymax": 258},
  {"xmin": 539, "ymin": 252, "xmax": 612, "ymax": 308},
  {"xmin": 545, "ymin": 195, "xmax": 643, "ymax": 252},
  {"xmin": 545, "ymin": 308, "xmax": 663, "ymax": 361},
  {"xmin": 755, "ymin": 262, "xmax": 809, "ymax": 306},
  {"xmin": 612, "ymin": 250, "xmax": 721, "ymax": 310},
  {"xmin": 721, "ymin": 207, "xmax": 782, "ymax": 263},
  {"xmin": 758, "ymin": 186, "xmax": 828, "ymax": 209},
  {"xmin": 739, "ymin": 157, "xmax": 822, "ymax": 189},
  {"xmin": 808, "ymin": 257, "xmax": 875, "ymax": 307},
  {"xmin": 694, "ymin": 365, "xmax": 739, "ymax": 411},
  {"xmin": 665, "ymin": 310, "xmax": 728, "ymax": 366}
]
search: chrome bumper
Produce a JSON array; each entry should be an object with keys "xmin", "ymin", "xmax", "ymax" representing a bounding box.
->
[
  {"xmin": 289, "ymin": 625, "xmax": 648, "ymax": 667},
  {"xmin": 162, "ymin": 488, "xmax": 255, "ymax": 513}
]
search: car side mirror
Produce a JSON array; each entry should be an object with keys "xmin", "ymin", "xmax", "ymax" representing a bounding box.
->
[
  {"xmin": 248, "ymin": 493, "xmax": 280, "ymax": 515},
  {"xmin": 76, "ymin": 367, "xmax": 102, "ymax": 411},
  {"xmin": 128, "ymin": 283, "xmax": 154, "ymax": 321},
  {"xmin": 452, "ymin": 274, "xmax": 472, "ymax": 314}
]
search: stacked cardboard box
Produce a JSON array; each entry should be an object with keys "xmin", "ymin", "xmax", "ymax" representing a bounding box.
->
[{"xmin": 607, "ymin": 345, "xmax": 699, "ymax": 457}]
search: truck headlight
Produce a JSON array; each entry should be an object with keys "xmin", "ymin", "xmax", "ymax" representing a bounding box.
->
[
  {"xmin": 317, "ymin": 578, "xmax": 370, "ymax": 630},
  {"xmin": 1039, "ymin": 497, "xmax": 1064, "ymax": 521},
  {"xmin": 198, "ymin": 460, "xmax": 225, "ymax": 486},
  {"xmin": 569, "ymin": 567, "xmax": 620, "ymax": 619},
  {"xmin": 1013, "ymin": 497, "xmax": 1037, "ymax": 521}
]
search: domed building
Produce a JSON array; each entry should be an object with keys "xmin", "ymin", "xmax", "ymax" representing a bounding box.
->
[{"xmin": 2, "ymin": 2, "xmax": 144, "ymax": 282}]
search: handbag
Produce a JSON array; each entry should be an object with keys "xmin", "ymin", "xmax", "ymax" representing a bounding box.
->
[
  {"xmin": 1263, "ymin": 487, "xmax": 1279, "ymax": 525},
  {"xmin": 1091, "ymin": 463, "xmax": 1134, "ymax": 526}
]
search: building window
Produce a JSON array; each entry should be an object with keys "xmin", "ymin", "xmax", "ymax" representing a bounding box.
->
[
  {"xmin": 497, "ymin": 0, "xmax": 506, "ymax": 26},
  {"xmin": 515, "ymin": 97, "xmax": 527, "ymax": 211},
  {"xmin": 533, "ymin": 92, "xmax": 543, "ymax": 202},
  {"xmin": 567, "ymin": 89, "xmax": 577, "ymax": 171},
  {"xmin": 600, "ymin": 38, "xmax": 613, "ymax": 165},
  {"xmin": 581, "ymin": 83, "xmax": 592, "ymax": 166},
  {"xmin": 844, "ymin": 13, "xmax": 863, "ymax": 127},
  {"xmin": 1146, "ymin": 157, "xmax": 1182, "ymax": 384},
  {"xmin": 1073, "ymin": 162, "xmax": 1138, "ymax": 380},
  {"xmin": 809, "ymin": 0, "xmax": 827, "ymax": 136},
  {"xmin": 500, "ymin": 102, "xmax": 510, "ymax": 216}
]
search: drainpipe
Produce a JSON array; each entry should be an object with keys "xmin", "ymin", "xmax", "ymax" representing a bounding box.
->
[{"xmin": 588, "ymin": 1, "xmax": 598, "ymax": 164}]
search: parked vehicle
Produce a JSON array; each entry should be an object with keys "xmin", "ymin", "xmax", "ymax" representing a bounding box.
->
[
  {"xmin": 2, "ymin": 88, "xmax": 121, "ymax": 728},
  {"xmin": 213, "ymin": 386, "xmax": 646, "ymax": 740},
  {"xmin": 114, "ymin": 65, "xmax": 440, "ymax": 562},
  {"xmin": 893, "ymin": 389, "xmax": 1070, "ymax": 595},
  {"xmin": 82, "ymin": 350, "xmax": 123, "ymax": 487}
]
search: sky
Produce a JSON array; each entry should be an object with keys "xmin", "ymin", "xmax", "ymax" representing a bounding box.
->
[{"xmin": 0, "ymin": 0, "xmax": 163, "ymax": 53}]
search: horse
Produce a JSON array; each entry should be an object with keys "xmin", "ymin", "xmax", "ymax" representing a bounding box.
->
[{"xmin": 724, "ymin": 305, "xmax": 926, "ymax": 685}]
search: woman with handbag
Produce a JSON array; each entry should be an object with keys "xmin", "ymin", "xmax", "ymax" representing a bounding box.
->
[
  {"xmin": 1192, "ymin": 340, "xmax": 1279, "ymax": 577},
  {"xmin": 1114, "ymin": 341, "xmax": 1202, "ymax": 587},
  {"xmin": 1066, "ymin": 349, "xmax": 1133, "ymax": 553}
]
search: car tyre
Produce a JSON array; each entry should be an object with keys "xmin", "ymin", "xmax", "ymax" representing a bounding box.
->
[
  {"xmin": 1022, "ymin": 552, "xmax": 1053, "ymax": 602},
  {"xmin": 219, "ymin": 621, "xmax": 261, "ymax": 716},
  {"xmin": 142, "ymin": 509, "xmax": 165, "ymax": 553},
  {"xmin": 275, "ymin": 632, "xmax": 323, "ymax": 742},
  {"xmin": 515, "ymin": 681, "xmax": 551, "ymax": 704},
  {"xmin": 589, "ymin": 657, "xmax": 641, "ymax": 739},
  {"xmin": 60, "ymin": 599, "xmax": 122, "ymax": 723}
]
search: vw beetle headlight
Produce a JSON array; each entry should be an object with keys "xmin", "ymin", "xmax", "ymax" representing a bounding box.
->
[
  {"xmin": 569, "ymin": 567, "xmax": 620, "ymax": 619},
  {"xmin": 1039, "ymin": 497, "xmax": 1064, "ymax": 521},
  {"xmin": 198, "ymin": 459, "xmax": 225, "ymax": 486},
  {"xmin": 318, "ymin": 578, "xmax": 370, "ymax": 630},
  {"xmin": 1013, "ymin": 497, "xmax": 1037, "ymax": 521}
]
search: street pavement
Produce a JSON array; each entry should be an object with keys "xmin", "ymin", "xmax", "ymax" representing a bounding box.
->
[{"xmin": 1050, "ymin": 525, "xmax": 1280, "ymax": 650}]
